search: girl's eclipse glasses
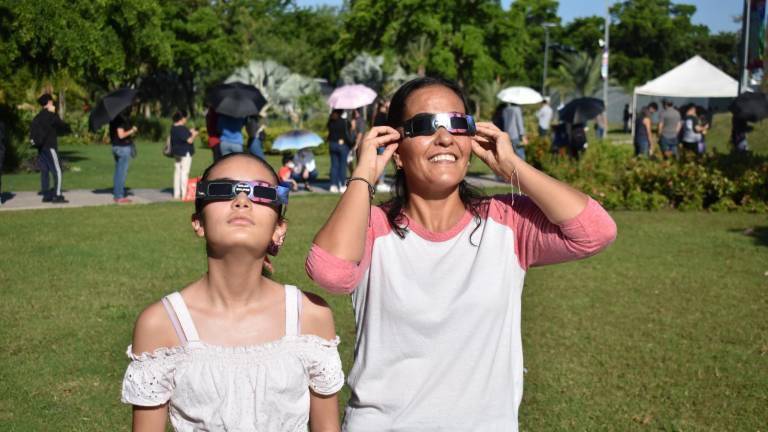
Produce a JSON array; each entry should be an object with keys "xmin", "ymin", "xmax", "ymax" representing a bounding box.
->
[
  {"xmin": 196, "ymin": 180, "xmax": 289, "ymax": 214},
  {"xmin": 402, "ymin": 112, "xmax": 476, "ymax": 138}
]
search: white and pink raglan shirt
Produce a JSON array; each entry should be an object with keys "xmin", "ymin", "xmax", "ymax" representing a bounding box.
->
[{"xmin": 306, "ymin": 194, "xmax": 617, "ymax": 432}]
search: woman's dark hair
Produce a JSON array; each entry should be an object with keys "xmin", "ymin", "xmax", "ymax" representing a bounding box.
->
[
  {"xmin": 172, "ymin": 110, "xmax": 188, "ymax": 123},
  {"xmin": 194, "ymin": 152, "xmax": 283, "ymax": 217},
  {"xmin": 383, "ymin": 76, "xmax": 487, "ymax": 241}
]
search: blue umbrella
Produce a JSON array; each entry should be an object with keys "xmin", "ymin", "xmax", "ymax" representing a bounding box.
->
[{"xmin": 271, "ymin": 130, "xmax": 324, "ymax": 151}]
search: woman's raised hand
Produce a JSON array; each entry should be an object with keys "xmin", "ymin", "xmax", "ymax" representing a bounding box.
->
[
  {"xmin": 352, "ymin": 126, "xmax": 400, "ymax": 183},
  {"xmin": 471, "ymin": 122, "xmax": 518, "ymax": 182}
]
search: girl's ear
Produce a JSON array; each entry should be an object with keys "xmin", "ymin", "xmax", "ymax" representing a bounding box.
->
[
  {"xmin": 191, "ymin": 213, "xmax": 205, "ymax": 238},
  {"xmin": 271, "ymin": 219, "xmax": 287, "ymax": 246},
  {"xmin": 392, "ymin": 151, "xmax": 403, "ymax": 169}
]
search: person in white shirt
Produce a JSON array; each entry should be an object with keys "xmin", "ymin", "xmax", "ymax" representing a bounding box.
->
[{"xmin": 536, "ymin": 98, "xmax": 553, "ymax": 137}]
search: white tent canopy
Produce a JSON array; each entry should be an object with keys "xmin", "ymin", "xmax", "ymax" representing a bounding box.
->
[
  {"xmin": 631, "ymin": 56, "xmax": 738, "ymax": 136},
  {"xmin": 634, "ymin": 55, "xmax": 738, "ymax": 98}
]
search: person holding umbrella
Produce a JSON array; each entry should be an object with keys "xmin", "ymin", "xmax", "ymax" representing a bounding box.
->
[
  {"xmin": 306, "ymin": 76, "xmax": 616, "ymax": 430},
  {"xmin": 30, "ymin": 94, "xmax": 70, "ymax": 203}
]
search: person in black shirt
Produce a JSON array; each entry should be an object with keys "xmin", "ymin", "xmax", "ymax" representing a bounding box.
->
[
  {"xmin": 170, "ymin": 110, "xmax": 198, "ymax": 199},
  {"xmin": 327, "ymin": 109, "xmax": 351, "ymax": 193},
  {"xmin": 109, "ymin": 112, "xmax": 138, "ymax": 203},
  {"xmin": 30, "ymin": 94, "xmax": 70, "ymax": 203}
]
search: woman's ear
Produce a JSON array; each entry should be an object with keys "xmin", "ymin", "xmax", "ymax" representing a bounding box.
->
[
  {"xmin": 392, "ymin": 151, "xmax": 403, "ymax": 169},
  {"xmin": 271, "ymin": 219, "xmax": 288, "ymax": 247},
  {"xmin": 191, "ymin": 213, "xmax": 205, "ymax": 238}
]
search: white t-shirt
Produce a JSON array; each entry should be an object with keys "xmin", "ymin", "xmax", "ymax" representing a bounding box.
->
[
  {"xmin": 307, "ymin": 196, "xmax": 616, "ymax": 431},
  {"xmin": 536, "ymin": 105, "xmax": 553, "ymax": 130}
]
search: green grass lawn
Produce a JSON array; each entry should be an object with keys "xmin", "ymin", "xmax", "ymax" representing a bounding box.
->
[{"xmin": 0, "ymin": 196, "xmax": 766, "ymax": 430}]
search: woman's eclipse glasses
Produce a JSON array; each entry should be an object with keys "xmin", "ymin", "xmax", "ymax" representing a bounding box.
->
[
  {"xmin": 196, "ymin": 180, "xmax": 289, "ymax": 214},
  {"xmin": 402, "ymin": 112, "xmax": 476, "ymax": 138}
]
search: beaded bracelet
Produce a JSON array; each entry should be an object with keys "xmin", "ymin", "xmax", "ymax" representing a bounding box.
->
[{"xmin": 346, "ymin": 176, "xmax": 375, "ymax": 200}]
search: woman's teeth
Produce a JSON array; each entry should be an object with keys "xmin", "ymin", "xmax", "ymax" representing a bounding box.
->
[{"xmin": 429, "ymin": 154, "xmax": 457, "ymax": 162}]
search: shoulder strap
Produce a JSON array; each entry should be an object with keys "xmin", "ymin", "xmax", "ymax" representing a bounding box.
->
[
  {"xmin": 284, "ymin": 285, "xmax": 301, "ymax": 336},
  {"xmin": 163, "ymin": 292, "xmax": 200, "ymax": 343}
]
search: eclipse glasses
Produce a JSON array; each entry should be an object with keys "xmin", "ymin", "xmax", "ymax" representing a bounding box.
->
[
  {"xmin": 196, "ymin": 180, "xmax": 289, "ymax": 212},
  {"xmin": 402, "ymin": 112, "xmax": 476, "ymax": 138}
]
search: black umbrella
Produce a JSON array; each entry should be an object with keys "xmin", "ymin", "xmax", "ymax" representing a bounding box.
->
[
  {"xmin": 206, "ymin": 82, "xmax": 267, "ymax": 118},
  {"xmin": 729, "ymin": 91, "xmax": 768, "ymax": 122},
  {"xmin": 88, "ymin": 88, "xmax": 137, "ymax": 131},
  {"xmin": 558, "ymin": 97, "xmax": 605, "ymax": 123}
]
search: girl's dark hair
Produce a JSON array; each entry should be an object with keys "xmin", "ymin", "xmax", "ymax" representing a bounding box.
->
[
  {"xmin": 172, "ymin": 110, "xmax": 187, "ymax": 122},
  {"xmin": 383, "ymin": 77, "xmax": 487, "ymax": 241},
  {"xmin": 194, "ymin": 153, "xmax": 283, "ymax": 217}
]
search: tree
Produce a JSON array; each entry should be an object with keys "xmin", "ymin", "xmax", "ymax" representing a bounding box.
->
[
  {"xmin": 561, "ymin": 16, "xmax": 604, "ymax": 56},
  {"xmin": 546, "ymin": 51, "xmax": 602, "ymax": 100},
  {"xmin": 609, "ymin": 0, "xmax": 710, "ymax": 87},
  {"xmin": 338, "ymin": 0, "xmax": 529, "ymax": 91}
]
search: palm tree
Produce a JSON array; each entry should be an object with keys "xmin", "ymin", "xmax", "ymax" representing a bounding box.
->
[
  {"xmin": 471, "ymin": 79, "xmax": 506, "ymax": 120},
  {"xmin": 406, "ymin": 35, "xmax": 432, "ymax": 77},
  {"xmin": 546, "ymin": 52, "xmax": 601, "ymax": 101}
]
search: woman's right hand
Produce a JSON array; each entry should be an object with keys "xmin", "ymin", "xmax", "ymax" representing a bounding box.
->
[{"xmin": 351, "ymin": 126, "xmax": 400, "ymax": 183}]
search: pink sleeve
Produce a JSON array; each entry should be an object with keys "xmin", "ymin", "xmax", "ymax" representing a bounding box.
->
[
  {"xmin": 490, "ymin": 195, "xmax": 617, "ymax": 270},
  {"xmin": 305, "ymin": 206, "xmax": 391, "ymax": 294}
]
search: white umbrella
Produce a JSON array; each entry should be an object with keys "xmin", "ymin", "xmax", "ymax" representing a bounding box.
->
[
  {"xmin": 497, "ymin": 86, "xmax": 543, "ymax": 105},
  {"xmin": 328, "ymin": 84, "xmax": 377, "ymax": 109}
]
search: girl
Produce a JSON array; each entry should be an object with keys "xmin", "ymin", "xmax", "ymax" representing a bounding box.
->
[
  {"xmin": 306, "ymin": 77, "xmax": 616, "ymax": 431},
  {"xmin": 169, "ymin": 110, "xmax": 198, "ymax": 200},
  {"xmin": 122, "ymin": 153, "xmax": 344, "ymax": 431}
]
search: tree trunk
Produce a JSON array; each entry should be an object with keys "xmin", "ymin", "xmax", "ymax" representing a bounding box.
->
[
  {"xmin": 144, "ymin": 103, "xmax": 151, "ymax": 118},
  {"xmin": 58, "ymin": 88, "xmax": 66, "ymax": 120},
  {"xmin": 418, "ymin": 64, "xmax": 426, "ymax": 77}
]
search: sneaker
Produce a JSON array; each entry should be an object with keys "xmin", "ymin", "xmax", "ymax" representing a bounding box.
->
[
  {"xmin": 329, "ymin": 185, "xmax": 339, "ymax": 193},
  {"xmin": 376, "ymin": 183, "xmax": 391, "ymax": 193},
  {"xmin": 340, "ymin": 185, "xmax": 347, "ymax": 193},
  {"xmin": 114, "ymin": 197, "xmax": 133, "ymax": 204},
  {"xmin": 42, "ymin": 196, "xmax": 53, "ymax": 203},
  {"xmin": 51, "ymin": 195, "xmax": 69, "ymax": 204}
]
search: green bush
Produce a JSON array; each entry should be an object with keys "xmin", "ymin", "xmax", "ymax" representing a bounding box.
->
[{"xmin": 525, "ymin": 136, "xmax": 768, "ymax": 213}]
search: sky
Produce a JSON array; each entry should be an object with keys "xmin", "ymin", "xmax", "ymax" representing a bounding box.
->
[{"xmin": 294, "ymin": 0, "xmax": 743, "ymax": 34}]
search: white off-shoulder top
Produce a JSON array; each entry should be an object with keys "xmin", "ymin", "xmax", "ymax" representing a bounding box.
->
[{"xmin": 121, "ymin": 285, "xmax": 344, "ymax": 431}]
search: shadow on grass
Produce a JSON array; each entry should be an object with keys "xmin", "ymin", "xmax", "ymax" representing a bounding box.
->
[
  {"xmin": 58, "ymin": 150, "xmax": 89, "ymax": 163},
  {"xmin": 91, "ymin": 187, "xmax": 133, "ymax": 196},
  {"xmin": 1, "ymin": 192, "xmax": 16, "ymax": 203},
  {"xmin": 730, "ymin": 226, "xmax": 768, "ymax": 247}
]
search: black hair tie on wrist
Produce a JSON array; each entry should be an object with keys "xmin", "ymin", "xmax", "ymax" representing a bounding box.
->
[{"xmin": 346, "ymin": 176, "xmax": 375, "ymax": 200}]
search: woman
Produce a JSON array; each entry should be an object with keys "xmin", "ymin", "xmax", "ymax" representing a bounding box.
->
[
  {"xmin": 169, "ymin": 110, "xmax": 198, "ymax": 200},
  {"xmin": 327, "ymin": 109, "xmax": 351, "ymax": 193},
  {"xmin": 634, "ymin": 102, "xmax": 657, "ymax": 157},
  {"xmin": 306, "ymin": 77, "xmax": 617, "ymax": 431},
  {"xmin": 122, "ymin": 153, "xmax": 344, "ymax": 431},
  {"xmin": 109, "ymin": 111, "xmax": 138, "ymax": 203}
]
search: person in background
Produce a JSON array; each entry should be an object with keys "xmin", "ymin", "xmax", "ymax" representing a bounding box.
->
[
  {"xmin": 205, "ymin": 106, "xmax": 221, "ymax": 161},
  {"xmin": 680, "ymin": 104, "xmax": 707, "ymax": 156},
  {"xmin": 696, "ymin": 106, "xmax": 710, "ymax": 155},
  {"xmin": 170, "ymin": 110, "xmax": 198, "ymax": 200},
  {"xmin": 327, "ymin": 109, "xmax": 350, "ymax": 193},
  {"xmin": 292, "ymin": 148, "xmax": 318, "ymax": 192},
  {"xmin": 594, "ymin": 112, "xmax": 607, "ymax": 139},
  {"xmin": 349, "ymin": 109, "xmax": 367, "ymax": 175},
  {"xmin": 246, "ymin": 115, "xmax": 265, "ymax": 159},
  {"xmin": 623, "ymin": 104, "xmax": 631, "ymax": 133},
  {"xmin": 109, "ymin": 110, "xmax": 138, "ymax": 203},
  {"xmin": 536, "ymin": 98, "xmax": 553, "ymax": 138},
  {"xmin": 30, "ymin": 94, "xmax": 70, "ymax": 203},
  {"xmin": 217, "ymin": 114, "xmax": 246, "ymax": 156},
  {"xmin": 657, "ymin": 100, "xmax": 681, "ymax": 159},
  {"xmin": 502, "ymin": 102, "xmax": 527, "ymax": 161},
  {"xmin": 633, "ymin": 102, "xmax": 657, "ymax": 158},
  {"xmin": 372, "ymin": 100, "xmax": 391, "ymax": 193},
  {"xmin": 277, "ymin": 154, "xmax": 298, "ymax": 192},
  {"xmin": 730, "ymin": 116, "xmax": 750, "ymax": 153}
]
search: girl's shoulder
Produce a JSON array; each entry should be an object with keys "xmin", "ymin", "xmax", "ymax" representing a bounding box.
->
[
  {"xmin": 297, "ymin": 290, "xmax": 336, "ymax": 341},
  {"xmin": 131, "ymin": 299, "xmax": 180, "ymax": 357}
]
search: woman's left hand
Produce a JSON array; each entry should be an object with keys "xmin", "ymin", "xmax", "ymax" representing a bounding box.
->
[{"xmin": 471, "ymin": 122, "xmax": 519, "ymax": 181}]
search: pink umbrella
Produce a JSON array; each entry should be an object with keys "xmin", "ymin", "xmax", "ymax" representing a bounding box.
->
[{"xmin": 328, "ymin": 84, "xmax": 377, "ymax": 109}]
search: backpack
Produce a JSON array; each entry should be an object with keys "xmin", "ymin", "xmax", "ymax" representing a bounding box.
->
[{"xmin": 29, "ymin": 113, "xmax": 48, "ymax": 148}]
